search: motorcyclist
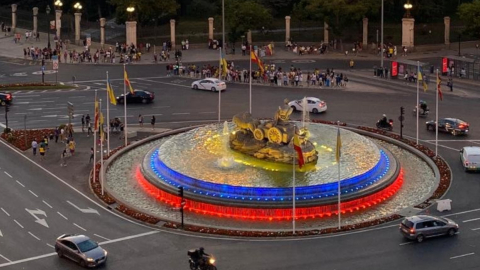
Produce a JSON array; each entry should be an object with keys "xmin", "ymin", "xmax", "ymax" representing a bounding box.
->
[
  {"xmin": 380, "ymin": 114, "xmax": 388, "ymax": 127},
  {"xmin": 191, "ymin": 247, "xmax": 209, "ymax": 269},
  {"xmin": 419, "ymin": 100, "xmax": 428, "ymax": 114}
]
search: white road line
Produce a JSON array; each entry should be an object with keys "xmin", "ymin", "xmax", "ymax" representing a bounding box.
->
[
  {"xmin": 442, "ymin": 208, "xmax": 480, "ymax": 217},
  {"xmin": 15, "ymin": 180, "xmax": 25, "ymax": 187},
  {"xmin": 399, "ymin": 242, "xmax": 414, "ymax": 246},
  {"xmin": 57, "ymin": 212, "xmax": 68, "ymax": 220},
  {"xmin": 42, "ymin": 200, "xmax": 53, "ymax": 209},
  {"xmin": 46, "ymin": 244, "xmax": 55, "ymax": 249},
  {"xmin": 14, "ymin": 220, "xmax": 24, "ymax": 229},
  {"xmin": 471, "ymin": 228, "xmax": 480, "ymax": 231},
  {"xmin": 199, "ymin": 112, "xmax": 216, "ymax": 114},
  {"xmin": 172, "ymin": 112, "xmax": 190, "ymax": 115},
  {"xmin": 99, "ymin": 230, "xmax": 159, "ymax": 245},
  {"xmin": 0, "ymin": 254, "xmax": 11, "ymax": 263},
  {"xmin": 70, "ymin": 96, "xmax": 86, "ymax": 98},
  {"xmin": 137, "ymin": 78, "xmax": 191, "ymax": 88},
  {"xmin": 28, "ymin": 190, "xmax": 39, "ymax": 198},
  {"xmin": 28, "ymin": 232, "xmax": 41, "ymax": 241},
  {"xmin": 73, "ymin": 223, "xmax": 87, "ymax": 231},
  {"xmin": 450, "ymin": 253, "xmax": 475, "ymax": 259},
  {"xmin": 463, "ymin": 217, "xmax": 480, "ymax": 223},
  {"xmin": 41, "ymin": 90, "xmax": 47, "ymax": 93},
  {"xmin": 93, "ymin": 234, "xmax": 111, "ymax": 241},
  {"xmin": 152, "ymin": 106, "xmax": 171, "ymax": 109},
  {"xmin": 4, "ymin": 171, "xmax": 12, "ymax": 178},
  {"xmin": 0, "ymin": 208, "xmax": 10, "ymax": 217}
]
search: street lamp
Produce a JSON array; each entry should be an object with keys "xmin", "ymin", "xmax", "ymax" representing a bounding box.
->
[
  {"xmin": 54, "ymin": 0, "xmax": 63, "ymax": 43},
  {"xmin": 404, "ymin": 1, "xmax": 413, "ymax": 18},
  {"xmin": 46, "ymin": 5, "xmax": 51, "ymax": 49},
  {"xmin": 126, "ymin": 6, "xmax": 135, "ymax": 21},
  {"xmin": 74, "ymin": 2, "xmax": 82, "ymax": 12}
]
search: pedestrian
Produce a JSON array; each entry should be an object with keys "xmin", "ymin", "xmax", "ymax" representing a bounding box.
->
[
  {"xmin": 68, "ymin": 139, "xmax": 76, "ymax": 156},
  {"xmin": 54, "ymin": 127, "xmax": 59, "ymax": 143},
  {"xmin": 39, "ymin": 142, "xmax": 46, "ymax": 160},
  {"xmin": 447, "ymin": 78, "xmax": 453, "ymax": 92},
  {"xmin": 31, "ymin": 139, "xmax": 38, "ymax": 156},
  {"xmin": 138, "ymin": 114, "xmax": 144, "ymax": 127},
  {"xmin": 43, "ymin": 135, "xmax": 49, "ymax": 150},
  {"xmin": 85, "ymin": 114, "xmax": 91, "ymax": 126},
  {"xmin": 151, "ymin": 115, "xmax": 156, "ymax": 130},
  {"xmin": 60, "ymin": 147, "xmax": 67, "ymax": 167},
  {"xmin": 87, "ymin": 122, "xmax": 92, "ymax": 137},
  {"xmin": 60, "ymin": 127, "xmax": 65, "ymax": 142},
  {"xmin": 349, "ymin": 59, "xmax": 354, "ymax": 69},
  {"xmin": 81, "ymin": 115, "xmax": 85, "ymax": 132},
  {"xmin": 89, "ymin": 147, "xmax": 94, "ymax": 163}
]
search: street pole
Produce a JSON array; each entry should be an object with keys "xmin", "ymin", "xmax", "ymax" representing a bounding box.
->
[
  {"xmin": 24, "ymin": 115, "xmax": 27, "ymax": 148},
  {"xmin": 458, "ymin": 34, "xmax": 461, "ymax": 56},
  {"xmin": 222, "ymin": 0, "xmax": 225, "ymax": 56},
  {"xmin": 100, "ymin": 99, "xmax": 104, "ymax": 196},
  {"xmin": 380, "ymin": 0, "xmax": 384, "ymax": 70},
  {"xmin": 123, "ymin": 64, "xmax": 128, "ymax": 147}
]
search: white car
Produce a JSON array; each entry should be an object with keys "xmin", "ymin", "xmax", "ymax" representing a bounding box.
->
[
  {"xmin": 460, "ymin": 146, "xmax": 480, "ymax": 172},
  {"xmin": 191, "ymin": 78, "xmax": 226, "ymax": 92},
  {"xmin": 288, "ymin": 97, "xmax": 327, "ymax": 113}
]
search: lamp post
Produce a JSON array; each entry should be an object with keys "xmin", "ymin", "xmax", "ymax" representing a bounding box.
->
[
  {"xmin": 74, "ymin": 2, "xmax": 82, "ymax": 44},
  {"xmin": 404, "ymin": 1, "xmax": 413, "ymax": 18},
  {"xmin": 126, "ymin": 6, "xmax": 135, "ymax": 20},
  {"xmin": 458, "ymin": 33, "xmax": 461, "ymax": 56},
  {"xmin": 380, "ymin": 0, "xmax": 384, "ymax": 70},
  {"xmin": 54, "ymin": 0, "xmax": 63, "ymax": 44},
  {"xmin": 46, "ymin": 5, "xmax": 51, "ymax": 49}
]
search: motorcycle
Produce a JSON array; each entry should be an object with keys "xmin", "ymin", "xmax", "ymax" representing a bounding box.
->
[
  {"xmin": 188, "ymin": 250, "xmax": 217, "ymax": 270},
  {"xmin": 376, "ymin": 119, "xmax": 394, "ymax": 131},
  {"xmin": 412, "ymin": 106, "xmax": 429, "ymax": 118}
]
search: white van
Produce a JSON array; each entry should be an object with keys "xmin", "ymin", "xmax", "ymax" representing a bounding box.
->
[{"xmin": 460, "ymin": 146, "xmax": 480, "ymax": 172}]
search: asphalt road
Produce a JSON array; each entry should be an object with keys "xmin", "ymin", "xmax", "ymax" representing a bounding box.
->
[{"xmin": 1, "ymin": 58, "xmax": 480, "ymax": 270}]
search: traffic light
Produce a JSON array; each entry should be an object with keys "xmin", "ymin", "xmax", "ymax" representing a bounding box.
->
[
  {"xmin": 400, "ymin": 106, "xmax": 405, "ymax": 115},
  {"xmin": 178, "ymin": 186, "xmax": 184, "ymax": 198}
]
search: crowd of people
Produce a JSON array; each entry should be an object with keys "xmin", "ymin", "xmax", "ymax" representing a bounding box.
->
[{"xmin": 30, "ymin": 124, "xmax": 76, "ymax": 166}]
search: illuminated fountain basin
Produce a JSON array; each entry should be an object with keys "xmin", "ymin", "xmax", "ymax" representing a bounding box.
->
[{"xmin": 138, "ymin": 123, "xmax": 403, "ymax": 219}]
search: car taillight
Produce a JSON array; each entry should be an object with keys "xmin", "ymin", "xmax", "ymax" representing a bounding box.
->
[
  {"xmin": 459, "ymin": 124, "xmax": 465, "ymax": 129},
  {"xmin": 6, "ymin": 94, "xmax": 11, "ymax": 100},
  {"xmin": 389, "ymin": 120, "xmax": 393, "ymax": 126},
  {"xmin": 465, "ymin": 161, "xmax": 469, "ymax": 166},
  {"xmin": 320, "ymin": 102, "xmax": 325, "ymax": 107},
  {"xmin": 409, "ymin": 228, "xmax": 415, "ymax": 234}
]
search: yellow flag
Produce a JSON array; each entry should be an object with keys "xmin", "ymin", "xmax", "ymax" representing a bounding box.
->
[
  {"xmin": 335, "ymin": 127, "xmax": 342, "ymax": 163},
  {"xmin": 107, "ymin": 80, "xmax": 117, "ymax": 105},
  {"xmin": 99, "ymin": 112, "xmax": 105, "ymax": 141}
]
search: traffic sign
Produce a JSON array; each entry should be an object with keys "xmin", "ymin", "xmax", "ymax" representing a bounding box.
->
[
  {"xmin": 52, "ymin": 55, "xmax": 59, "ymax": 70},
  {"xmin": 398, "ymin": 116, "xmax": 405, "ymax": 122}
]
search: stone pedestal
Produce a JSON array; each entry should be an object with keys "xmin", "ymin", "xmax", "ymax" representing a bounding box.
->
[
  {"xmin": 324, "ymin": 22, "xmax": 329, "ymax": 43},
  {"xmin": 100, "ymin": 18, "xmax": 106, "ymax": 47},
  {"xmin": 402, "ymin": 18, "xmax": 415, "ymax": 48},
  {"xmin": 444, "ymin": 16, "xmax": 450, "ymax": 45},
  {"xmin": 285, "ymin": 16, "xmax": 291, "ymax": 42},
  {"xmin": 11, "ymin": 4, "xmax": 17, "ymax": 34},
  {"xmin": 362, "ymin": 18, "xmax": 368, "ymax": 47},
  {"xmin": 74, "ymin": 13, "xmax": 81, "ymax": 44},
  {"xmin": 126, "ymin": 21, "xmax": 137, "ymax": 47},
  {"xmin": 208, "ymin": 17, "xmax": 214, "ymax": 40},
  {"xmin": 55, "ymin": 9, "xmax": 62, "ymax": 39},
  {"xmin": 33, "ymin": 7, "xmax": 38, "ymax": 34},
  {"xmin": 247, "ymin": 30, "xmax": 252, "ymax": 44},
  {"xmin": 170, "ymin": 19, "xmax": 176, "ymax": 49}
]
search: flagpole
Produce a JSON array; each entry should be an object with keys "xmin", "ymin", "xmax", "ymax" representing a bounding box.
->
[
  {"xmin": 93, "ymin": 89, "xmax": 97, "ymax": 183},
  {"xmin": 218, "ymin": 49, "xmax": 221, "ymax": 122},
  {"xmin": 106, "ymin": 71, "xmax": 110, "ymax": 154},
  {"xmin": 292, "ymin": 145, "xmax": 296, "ymax": 234},
  {"xmin": 435, "ymin": 69, "xmax": 439, "ymax": 157},
  {"xmin": 100, "ymin": 99, "xmax": 104, "ymax": 195},
  {"xmin": 123, "ymin": 64, "xmax": 128, "ymax": 147},
  {"xmin": 337, "ymin": 122, "xmax": 341, "ymax": 229},
  {"xmin": 416, "ymin": 61, "xmax": 419, "ymax": 145},
  {"xmin": 249, "ymin": 45, "xmax": 252, "ymax": 114}
]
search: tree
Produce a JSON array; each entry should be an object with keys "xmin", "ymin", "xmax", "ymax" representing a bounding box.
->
[
  {"xmin": 224, "ymin": 0, "xmax": 273, "ymax": 43},
  {"xmin": 186, "ymin": 0, "xmax": 219, "ymax": 18},
  {"xmin": 458, "ymin": 0, "xmax": 480, "ymax": 37},
  {"xmin": 109, "ymin": 0, "xmax": 178, "ymax": 25}
]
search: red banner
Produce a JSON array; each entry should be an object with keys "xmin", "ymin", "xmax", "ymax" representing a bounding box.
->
[
  {"xmin": 442, "ymin": 58, "xmax": 448, "ymax": 73},
  {"xmin": 391, "ymin": 61, "xmax": 398, "ymax": 77}
]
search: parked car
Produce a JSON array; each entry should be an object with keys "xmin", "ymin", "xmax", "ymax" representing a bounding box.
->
[
  {"xmin": 191, "ymin": 78, "xmax": 227, "ymax": 91},
  {"xmin": 460, "ymin": 146, "xmax": 480, "ymax": 172},
  {"xmin": 55, "ymin": 234, "xmax": 107, "ymax": 268},
  {"xmin": 399, "ymin": 215, "xmax": 459, "ymax": 243},
  {"xmin": 426, "ymin": 118, "xmax": 469, "ymax": 136},
  {"xmin": 0, "ymin": 92, "xmax": 13, "ymax": 106},
  {"xmin": 116, "ymin": 90, "xmax": 154, "ymax": 104},
  {"xmin": 288, "ymin": 97, "xmax": 327, "ymax": 114}
]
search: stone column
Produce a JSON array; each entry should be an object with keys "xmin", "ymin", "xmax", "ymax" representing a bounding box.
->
[
  {"xmin": 74, "ymin": 13, "xmax": 81, "ymax": 44},
  {"xmin": 170, "ymin": 19, "xmax": 176, "ymax": 49},
  {"xmin": 444, "ymin": 16, "xmax": 450, "ymax": 45},
  {"xmin": 55, "ymin": 9, "xmax": 62, "ymax": 39},
  {"xmin": 401, "ymin": 18, "xmax": 415, "ymax": 48},
  {"xmin": 11, "ymin": 4, "xmax": 17, "ymax": 34},
  {"xmin": 33, "ymin": 7, "xmax": 39, "ymax": 34},
  {"xmin": 285, "ymin": 16, "xmax": 291, "ymax": 42},
  {"xmin": 247, "ymin": 30, "xmax": 252, "ymax": 44},
  {"xmin": 324, "ymin": 22, "xmax": 329, "ymax": 43},
  {"xmin": 362, "ymin": 18, "xmax": 368, "ymax": 48},
  {"xmin": 208, "ymin": 17, "xmax": 214, "ymax": 40},
  {"xmin": 126, "ymin": 21, "xmax": 137, "ymax": 47},
  {"xmin": 100, "ymin": 18, "xmax": 106, "ymax": 47}
]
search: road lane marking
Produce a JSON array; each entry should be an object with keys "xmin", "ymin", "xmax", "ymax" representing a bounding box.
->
[
  {"xmin": 28, "ymin": 190, "xmax": 39, "ymax": 198},
  {"xmin": 13, "ymin": 220, "xmax": 24, "ymax": 229},
  {"xmin": 152, "ymin": 106, "xmax": 170, "ymax": 109},
  {"xmin": 28, "ymin": 232, "xmax": 41, "ymax": 241},
  {"xmin": 67, "ymin": 201, "xmax": 100, "ymax": 215},
  {"xmin": 73, "ymin": 223, "xmax": 87, "ymax": 231},
  {"xmin": 15, "ymin": 180, "xmax": 25, "ymax": 187},
  {"xmin": 0, "ymin": 208, "xmax": 10, "ymax": 217},
  {"xmin": 199, "ymin": 112, "xmax": 216, "ymax": 114},
  {"xmin": 0, "ymin": 254, "xmax": 11, "ymax": 263},
  {"xmin": 471, "ymin": 228, "xmax": 480, "ymax": 231},
  {"xmin": 136, "ymin": 78, "xmax": 191, "ymax": 88},
  {"xmin": 94, "ymin": 234, "xmax": 110, "ymax": 241},
  {"xmin": 463, "ymin": 217, "xmax": 480, "ymax": 223},
  {"xmin": 442, "ymin": 208, "xmax": 480, "ymax": 217},
  {"xmin": 46, "ymin": 244, "xmax": 54, "ymax": 249},
  {"xmin": 70, "ymin": 96, "xmax": 86, "ymax": 98},
  {"xmin": 4, "ymin": 172, "xmax": 12, "ymax": 178},
  {"xmin": 450, "ymin": 253, "xmax": 475, "ymax": 259},
  {"xmin": 399, "ymin": 242, "xmax": 414, "ymax": 246},
  {"xmin": 172, "ymin": 113, "xmax": 190, "ymax": 115},
  {"xmin": 99, "ymin": 230, "xmax": 159, "ymax": 245},
  {"xmin": 42, "ymin": 200, "xmax": 53, "ymax": 209},
  {"xmin": 57, "ymin": 212, "xmax": 68, "ymax": 220}
]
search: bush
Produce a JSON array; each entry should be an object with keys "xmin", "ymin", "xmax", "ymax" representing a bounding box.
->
[{"xmin": 3, "ymin": 127, "xmax": 11, "ymax": 134}]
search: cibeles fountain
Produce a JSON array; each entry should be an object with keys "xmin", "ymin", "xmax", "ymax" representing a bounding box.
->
[{"xmin": 104, "ymin": 99, "xmax": 440, "ymax": 232}]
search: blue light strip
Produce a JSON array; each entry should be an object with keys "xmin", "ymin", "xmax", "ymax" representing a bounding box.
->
[{"xmin": 149, "ymin": 150, "xmax": 390, "ymax": 202}]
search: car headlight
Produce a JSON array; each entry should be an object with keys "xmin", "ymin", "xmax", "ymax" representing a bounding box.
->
[
  {"xmin": 87, "ymin": 258, "xmax": 95, "ymax": 262},
  {"xmin": 104, "ymin": 250, "xmax": 108, "ymax": 256},
  {"xmin": 209, "ymin": 258, "xmax": 215, "ymax": 264}
]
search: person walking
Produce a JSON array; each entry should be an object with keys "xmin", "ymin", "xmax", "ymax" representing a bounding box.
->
[
  {"xmin": 60, "ymin": 147, "xmax": 67, "ymax": 167},
  {"xmin": 151, "ymin": 115, "xmax": 156, "ymax": 130},
  {"xmin": 81, "ymin": 115, "xmax": 85, "ymax": 132},
  {"xmin": 43, "ymin": 135, "xmax": 49, "ymax": 151},
  {"xmin": 54, "ymin": 127, "xmax": 60, "ymax": 143},
  {"xmin": 349, "ymin": 59, "xmax": 355, "ymax": 69},
  {"xmin": 68, "ymin": 139, "xmax": 76, "ymax": 156},
  {"xmin": 39, "ymin": 142, "xmax": 46, "ymax": 161},
  {"xmin": 89, "ymin": 147, "xmax": 94, "ymax": 163},
  {"xmin": 87, "ymin": 122, "xmax": 92, "ymax": 137},
  {"xmin": 138, "ymin": 114, "xmax": 144, "ymax": 127},
  {"xmin": 447, "ymin": 78, "xmax": 453, "ymax": 92},
  {"xmin": 31, "ymin": 139, "xmax": 38, "ymax": 156}
]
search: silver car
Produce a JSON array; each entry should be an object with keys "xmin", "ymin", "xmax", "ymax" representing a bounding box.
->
[
  {"xmin": 55, "ymin": 234, "xmax": 107, "ymax": 268},
  {"xmin": 399, "ymin": 215, "xmax": 459, "ymax": 243}
]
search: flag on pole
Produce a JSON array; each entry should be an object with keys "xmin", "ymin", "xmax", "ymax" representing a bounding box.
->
[
  {"xmin": 418, "ymin": 67, "xmax": 428, "ymax": 92},
  {"xmin": 336, "ymin": 127, "xmax": 342, "ymax": 163},
  {"xmin": 94, "ymin": 98, "xmax": 100, "ymax": 131},
  {"xmin": 124, "ymin": 70, "xmax": 134, "ymax": 94},
  {"xmin": 437, "ymin": 73, "xmax": 443, "ymax": 101},
  {"xmin": 219, "ymin": 50, "xmax": 228, "ymax": 76},
  {"xmin": 250, "ymin": 50, "xmax": 265, "ymax": 74},
  {"xmin": 99, "ymin": 112, "xmax": 105, "ymax": 142},
  {"xmin": 107, "ymin": 79, "xmax": 117, "ymax": 105},
  {"xmin": 293, "ymin": 134, "xmax": 305, "ymax": 168}
]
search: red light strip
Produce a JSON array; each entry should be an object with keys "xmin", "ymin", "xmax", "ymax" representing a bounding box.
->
[{"xmin": 136, "ymin": 167, "xmax": 404, "ymax": 221}]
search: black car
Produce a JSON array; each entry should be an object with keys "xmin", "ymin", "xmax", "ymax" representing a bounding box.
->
[
  {"xmin": 426, "ymin": 118, "xmax": 469, "ymax": 136},
  {"xmin": 116, "ymin": 90, "xmax": 154, "ymax": 104},
  {"xmin": 0, "ymin": 92, "xmax": 13, "ymax": 106}
]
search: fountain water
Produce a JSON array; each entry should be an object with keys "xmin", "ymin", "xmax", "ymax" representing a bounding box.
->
[{"xmin": 217, "ymin": 121, "xmax": 236, "ymax": 168}]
